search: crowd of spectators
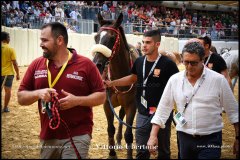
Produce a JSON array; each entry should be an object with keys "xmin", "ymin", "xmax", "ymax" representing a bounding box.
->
[{"xmin": 1, "ymin": 1, "xmax": 238, "ymax": 39}]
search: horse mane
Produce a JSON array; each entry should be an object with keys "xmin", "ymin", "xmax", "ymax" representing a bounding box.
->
[{"xmin": 118, "ymin": 25, "xmax": 130, "ymax": 51}]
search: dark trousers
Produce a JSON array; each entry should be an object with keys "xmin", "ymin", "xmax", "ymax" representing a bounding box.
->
[
  {"xmin": 135, "ymin": 111, "xmax": 173, "ymax": 159},
  {"xmin": 178, "ymin": 131, "xmax": 222, "ymax": 159}
]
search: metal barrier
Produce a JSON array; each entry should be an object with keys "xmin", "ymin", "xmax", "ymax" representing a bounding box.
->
[{"xmin": 123, "ymin": 23, "xmax": 239, "ymax": 40}]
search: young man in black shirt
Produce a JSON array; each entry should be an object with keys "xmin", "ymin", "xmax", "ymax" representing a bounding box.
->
[
  {"xmin": 105, "ymin": 30, "xmax": 179, "ymax": 159},
  {"xmin": 198, "ymin": 36, "xmax": 232, "ymax": 88}
]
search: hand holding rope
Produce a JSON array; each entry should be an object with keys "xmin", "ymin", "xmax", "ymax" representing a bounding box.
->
[{"xmin": 42, "ymin": 93, "xmax": 81, "ymax": 159}]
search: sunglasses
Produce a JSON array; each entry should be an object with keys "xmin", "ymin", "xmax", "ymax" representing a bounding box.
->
[{"xmin": 183, "ymin": 60, "xmax": 200, "ymax": 66}]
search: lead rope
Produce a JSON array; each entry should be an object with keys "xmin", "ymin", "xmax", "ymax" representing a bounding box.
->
[
  {"xmin": 106, "ymin": 48, "xmax": 134, "ymax": 94},
  {"xmin": 49, "ymin": 94, "xmax": 81, "ymax": 159}
]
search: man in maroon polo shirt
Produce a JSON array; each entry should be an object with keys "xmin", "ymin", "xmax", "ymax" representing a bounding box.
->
[{"xmin": 17, "ymin": 22, "xmax": 106, "ymax": 159}]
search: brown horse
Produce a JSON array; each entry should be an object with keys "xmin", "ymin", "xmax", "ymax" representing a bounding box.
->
[{"xmin": 91, "ymin": 13, "xmax": 139, "ymax": 159}]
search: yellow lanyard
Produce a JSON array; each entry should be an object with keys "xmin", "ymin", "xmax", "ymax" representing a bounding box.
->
[{"xmin": 46, "ymin": 51, "xmax": 71, "ymax": 88}]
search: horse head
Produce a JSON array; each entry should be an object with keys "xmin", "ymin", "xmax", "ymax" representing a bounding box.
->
[{"xmin": 91, "ymin": 12, "xmax": 124, "ymax": 75}]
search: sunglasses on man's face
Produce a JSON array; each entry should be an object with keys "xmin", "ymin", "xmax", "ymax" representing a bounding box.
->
[{"xmin": 183, "ymin": 60, "xmax": 200, "ymax": 66}]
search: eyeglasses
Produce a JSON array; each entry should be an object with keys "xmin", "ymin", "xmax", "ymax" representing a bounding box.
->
[{"xmin": 183, "ymin": 60, "xmax": 200, "ymax": 66}]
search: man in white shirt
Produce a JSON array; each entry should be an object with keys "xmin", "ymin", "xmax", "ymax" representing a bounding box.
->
[
  {"xmin": 43, "ymin": 11, "xmax": 52, "ymax": 24},
  {"xmin": 69, "ymin": 9, "xmax": 80, "ymax": 22},
  {"xmin": 231, "ymin": 22, "xmax": 238, "ymax": 38},
  {"xmin": 147, "ymin": 41, "xmax": 239, "ymax": 159},
  {"xmin": 55, "ymin": 4, "xmax": 63, "ymax": 22},
  {"xmin": 34, "ymin": 6, "xmax": 41, "ymax": 17}
]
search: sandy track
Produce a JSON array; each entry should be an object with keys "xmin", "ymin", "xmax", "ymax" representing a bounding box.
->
[{"xmin": 1, "ymin": 66, "xmax": 238, "ymax": 159}]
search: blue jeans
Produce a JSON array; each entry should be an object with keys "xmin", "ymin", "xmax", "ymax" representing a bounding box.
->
[{"xmin": 178, "ymin": 131, "xmax": 222, "ymax": 159}]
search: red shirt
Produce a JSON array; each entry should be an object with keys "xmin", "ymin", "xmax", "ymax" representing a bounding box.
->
[
  {"xmin": 19, "ymin": 48, "xmax": 105, "ymax": 140},
  {"xmin": 110, "ymin": 6, "xmax": 115, "ymax": 13},
  {"xmin": 216, "ymin": 22, "xmax": 222, "ymax": 31},
  {"xmin": 39, "ymin": 12, "xmax": 46, "ymax": 17}
]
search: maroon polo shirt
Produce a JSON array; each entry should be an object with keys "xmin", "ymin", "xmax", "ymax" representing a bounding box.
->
[{"xmin": 18, "ymin": 48, "xmax": 105, "ymax": 140}]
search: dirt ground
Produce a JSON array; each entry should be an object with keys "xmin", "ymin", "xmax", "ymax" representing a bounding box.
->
[{"xmin": 1, "ymin": 66, "xmax": 239, "ymax": 159}]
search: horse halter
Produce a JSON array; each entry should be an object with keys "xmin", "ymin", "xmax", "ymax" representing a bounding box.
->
[
  {"xmin": 99, "ymin": 26, "xmax": 121, "ymax": 61},
  {"xmin": 99, "ymin": 26, "xmax": 134, "ymax": 94}
]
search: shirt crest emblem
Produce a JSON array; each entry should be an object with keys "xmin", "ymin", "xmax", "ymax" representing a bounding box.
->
[
  {"xmin": 153, "ymin": 69, "xmax": 160, "ymax": 77},
  {"xmin": 208, "ymin": 63, "xmax": 213, "ymax": 69}
]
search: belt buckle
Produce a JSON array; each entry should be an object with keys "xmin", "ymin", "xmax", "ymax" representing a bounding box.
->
[{"xmin": 192, "ymin": 134, "xmax": 201, "ymax": 138}]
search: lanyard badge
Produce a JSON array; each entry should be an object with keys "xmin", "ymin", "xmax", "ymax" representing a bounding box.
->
[
  {"xmin": 175, "ymin": 75, "xmax": 206, "ymax": 127},
  {"xmin": 173, "ymin": 112, "xmax": 187, "ymax": 127},
  {"xmin": 141, "ymin": 96, "xmax": 147, "ymax": 109}
]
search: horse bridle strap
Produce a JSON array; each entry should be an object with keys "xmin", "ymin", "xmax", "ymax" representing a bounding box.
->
[
  {"xmin": 100, "ymin": 26, "xmax": 120, "ymax": 60},
  {"xmin": 100, "ymin": 26, "xmax": 120, "ymax": 36},
  {"xmin": 100, "ymin": 26, "xmax": 133, "ymax": 94}
]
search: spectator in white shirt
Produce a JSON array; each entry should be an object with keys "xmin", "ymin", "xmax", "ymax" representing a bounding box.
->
[
  {"xmin": 78, "ymin": 1, "xmax": 85, "ymax": 6},
  {"xmin": 179, "ymin": 21, "xmax": 187, "ymax": 35},
  {"xmin": 43, "ymin": 11, "xmax": 52, "ymax": 24},
  {"xmin": 168, "ymin": 18, "xmax": 175, "ymax": 34},
  {"xmin": 69, "ymin": 9, "xmax": 80, "ymax": 22},
  {"xmin": 147, "ymin": 41, "xmax": 239, "ymax": 159},
  {"xmin": 55, "ymin": 4, "xmax": 62, "ymax": 16},
  {"xmin": 112, "ymin": 1, "xmax": 118, "ymax": 7},
  {"xmin": 44, "ymin": 1, "xmax": 49, "ymax": 8},
  {"xmin": 61, "ymin": 7, "xmax": 65, "ymax": 19},
  {"xmin": 231, "ymin": 22, "xmax": 238, "ymax": 37},
  {"xmin": 12, "ymin": 1, "xmax": 19, "ymax": 9},
  {"xmin": 34, "ymin": 6, "xmax": 41, "ymax": 17},
  {"xmin": 231, "ymin": 22, "xmax": 238, "ymax": 32}
]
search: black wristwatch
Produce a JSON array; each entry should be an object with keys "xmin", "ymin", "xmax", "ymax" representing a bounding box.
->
[{"xmin": 236, "ymin": 135, "xmax": 239, "ymax": 140}]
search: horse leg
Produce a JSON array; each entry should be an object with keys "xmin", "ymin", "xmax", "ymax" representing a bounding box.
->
[
  {"xmin": 116, "ymin": 106, "xmax": 125, "ymax": 146},
  {"xmin": 229, "ymin": 64, "xmax": 238, "ymax": 91},
  {"xmin": 124, "ymin": 103, "xmax": 136, "ymax": 159},
  {"xmin": 104, "ymin": 102, "xmax": 117, "ymax": 159}
]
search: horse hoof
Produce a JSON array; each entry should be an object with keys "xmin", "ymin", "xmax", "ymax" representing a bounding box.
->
[{"xmin": 108, "ymin": 155, "xmax": 118, "ymax": 159}]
